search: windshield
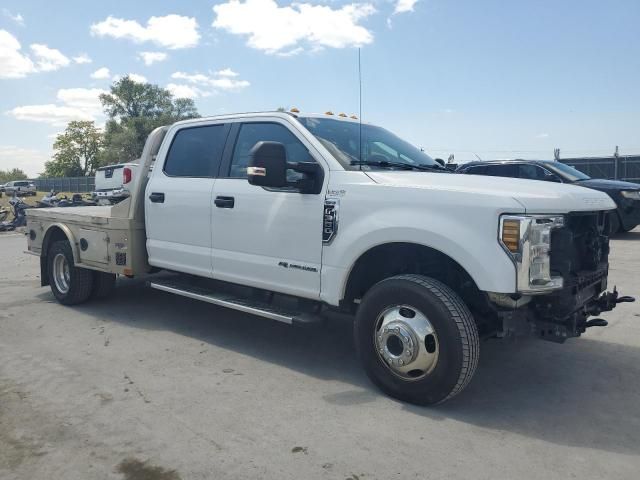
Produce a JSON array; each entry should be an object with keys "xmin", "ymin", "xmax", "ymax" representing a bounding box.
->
[
  {"xmin": 544, "ymin": 162, "xmax": 590, "ymax": 182},
  {"xmin": 298, "ymin": 117, "xmax": 439, "ymax": 171}
]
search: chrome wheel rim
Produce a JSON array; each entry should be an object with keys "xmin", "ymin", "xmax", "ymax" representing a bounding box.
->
[
  {"xmin": 374, "ymin": 305, "xmax": 439, "ymax": 381},
  {"xmin": 53, "ymin": 253, "xmax": 70, "ymax": 294}
]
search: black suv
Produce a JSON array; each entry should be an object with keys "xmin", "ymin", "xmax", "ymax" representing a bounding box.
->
[{"xmin": 457, "ymin": 160, "xmax": 640, "ymax": 233}]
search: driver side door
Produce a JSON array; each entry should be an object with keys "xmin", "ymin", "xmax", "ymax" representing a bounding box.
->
[{"xmin": 211, "ymin": 120, "xmax": 327, "ymax": 299}]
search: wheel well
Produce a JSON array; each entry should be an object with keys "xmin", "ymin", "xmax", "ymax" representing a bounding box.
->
[
  {"xmin": 343, "ymin": 243, "xmax": 489, "ymax": 317},
  {"xmin": 40, "ymin": 226, "xmax": 70, "ymax": 286}
]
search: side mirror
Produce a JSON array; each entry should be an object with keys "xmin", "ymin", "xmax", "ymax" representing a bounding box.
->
[
  {"xmin": 247, "ymin": 141, "xmax": 287, "ymax": 188},
  {"xmin": 434, "ymin": 158, "xmax": 446, "ymax": 167}
]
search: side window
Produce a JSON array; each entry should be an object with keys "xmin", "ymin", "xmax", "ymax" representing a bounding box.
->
[
  {"xmin": 518, "ymin": 164, "xmax": 545, "ymax": 180},
  {"xmin": 486, "ymin": 164, "xmax": 517, "ymax": 178},
  {"xmin": 229, "ymin": 123, "xmax": 312, "ymax": 179},
  {"xmin": 466, "ymin": 165, "xmax": 488, "ymax": 175},
  {"xmin": 164, "ymin": 125, "xmax": 227, "ymax": 177}
]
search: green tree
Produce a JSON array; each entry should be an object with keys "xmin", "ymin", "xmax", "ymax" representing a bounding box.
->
[
  {"xmin": 100, "ymin": 76, "xmax": 199, "ymax": 164},
  {"xmin": 43, "ymin": 121, "xmax": 104, "ymax": 177},
  {"xmin": 0, "ymin": 168, "xmax": 28, "ymax": 183}
]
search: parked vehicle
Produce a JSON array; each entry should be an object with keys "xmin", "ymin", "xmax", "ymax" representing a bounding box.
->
[
  {"xmin": 92, "ymin": 163, "xmax": 138, "ymax": 204},
  {"xmin": 456, "ymin": 160, "xmax": 640, "ymax": 233},
  {"xmin": 0, "ymin": 197, "xmax": 31, "ymax": 231},
  {"xmin": 37, "ymin": 191, "xmax": 97, "ymax": 208},
  {"xmin": 25, "ymin": 112, "xmax": 634, "ymax": 405},
  {"xmin": 4, "ymin": 180, "xmax": 37, "ymax": 196}
]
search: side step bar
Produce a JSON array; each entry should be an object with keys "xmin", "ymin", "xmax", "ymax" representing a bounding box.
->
[{"xmin": 149, "ymin": 277, "xmax": 321, "ymax": 326}]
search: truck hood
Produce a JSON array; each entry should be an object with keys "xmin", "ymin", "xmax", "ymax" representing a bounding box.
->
[{"xmin": 365, "ymin": 171, "xmax": 616, "ymax": 213}]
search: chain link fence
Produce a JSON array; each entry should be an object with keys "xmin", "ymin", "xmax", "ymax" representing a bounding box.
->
[
  {"xmin": 28, "ymin": 176, "xmax": 95, "ymax": 193},
  {"xmin": 561, "ymin": 156, "xmax": 640, "ymax": 183}
]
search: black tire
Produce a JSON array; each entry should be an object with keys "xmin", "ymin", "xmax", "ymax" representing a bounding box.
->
[
  {"xmin": 354, "ymin": 274, "xmax": 479, "ymax": 405},
  {"xmin": 91, "ymin": 272, "xmax": 117, "ymax": 299},
  {"xmin": 620, "ymin": 223, "xmax": 637, "ymax": 233},
  {"xmin": 610, "ymin": 212, "xmax": 621, "ymax": 234},
  {"xmin": 47, "ymin": 240, "xmax": 93, "ymax": 305}
]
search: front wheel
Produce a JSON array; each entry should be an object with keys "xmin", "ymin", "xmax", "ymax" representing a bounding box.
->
[
  {"xmin": 47, "ymin": 240, "xmax": 94, "ymax": 305},
  {"xmin": 354, "ymin": 275, "xmax": 479, "ymax": 405}
]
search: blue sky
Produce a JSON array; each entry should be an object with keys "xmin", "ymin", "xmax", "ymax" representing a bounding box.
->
[{"xmin": 0, "ymin": 0, "xmax": 639, "ymax": 176}]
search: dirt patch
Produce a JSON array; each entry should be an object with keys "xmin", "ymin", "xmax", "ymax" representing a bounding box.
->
[
  {"xmin": 116, "ymin": 457, "xmax": 181, "ymax": 480},
  {"xmin": 0, "ymin": 380, "xmax": 48, "ymax": 472}
]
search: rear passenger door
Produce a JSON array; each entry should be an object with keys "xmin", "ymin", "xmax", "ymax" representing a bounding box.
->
[{"xmin": 145, "ymin": 122, "xmax": 231, "ymax": 277}]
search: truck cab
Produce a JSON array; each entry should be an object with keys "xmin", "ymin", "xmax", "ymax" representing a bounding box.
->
[{"xmin": 25, "ymin": 111, "xmax": 634, "ymax": 405}]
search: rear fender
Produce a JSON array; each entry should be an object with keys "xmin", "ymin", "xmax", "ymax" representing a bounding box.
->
[{"xmin": 40, "ymin": 223, "xmax": 79, "ymax": 286}]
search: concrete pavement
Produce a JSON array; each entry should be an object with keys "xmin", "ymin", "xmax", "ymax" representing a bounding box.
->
[{"xmin": 1, "ymin": 231, "xmax": 639, "ymax": 480}]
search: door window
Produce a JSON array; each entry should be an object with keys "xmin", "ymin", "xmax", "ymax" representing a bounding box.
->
[
  {"xmin": 465, "ymin": 165, "xmax": 488, "ymax": 175},
  {"xmin": 486, "ymin": 164, "xmax": 518, "ymax": 177},
  {"xmin": 518, "ymin": 164, "xmax": 547, "ymax": 180},
  {"xmin": 229, "ymin": 122, "xmax": 312, "ymax": 179},
  {"xmin": 164, "ymin": 125, "xmax": 227, "ymax": 177}
]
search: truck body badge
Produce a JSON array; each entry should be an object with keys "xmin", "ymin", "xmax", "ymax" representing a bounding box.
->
[{"xmin": 323, "ymin": 198, "xmax": 339, "ymax": 244}]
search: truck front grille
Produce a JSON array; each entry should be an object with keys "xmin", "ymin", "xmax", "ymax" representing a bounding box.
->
[{"xmin": 550, "ymin": 211, "xmax": 610, "ymax": 288}]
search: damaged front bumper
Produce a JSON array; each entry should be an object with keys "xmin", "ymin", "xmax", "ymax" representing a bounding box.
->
[{"xmin": 492, "ymin": 279, "xmax": 635, "ymax": 343}]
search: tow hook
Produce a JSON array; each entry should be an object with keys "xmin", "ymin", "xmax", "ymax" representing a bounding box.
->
[
  {"xmin": 585, "ymin": 318, "xmax": 608, "ymax": 328},
  {"xmin": 589, "ymin": 287, "xmax": 635, "ymax": 315}
]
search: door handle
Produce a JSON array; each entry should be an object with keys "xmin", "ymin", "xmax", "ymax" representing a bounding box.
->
[
  {"xmin": 149, "ymin": 192, "xmax": 165, "ymax": 203},
  {"xmin": 214, "ymin": 196, "xmax": 235, "ymax": 208}
]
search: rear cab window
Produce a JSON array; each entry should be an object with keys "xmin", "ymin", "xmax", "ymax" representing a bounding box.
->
[{"xmin": 164, "ymin": 124, "xmax": 229, "ymax": 177}]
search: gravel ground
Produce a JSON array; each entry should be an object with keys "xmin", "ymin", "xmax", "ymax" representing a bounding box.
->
[{"xmin": 1, "ymin": 230, "xmax": 639, "ymax": 480}]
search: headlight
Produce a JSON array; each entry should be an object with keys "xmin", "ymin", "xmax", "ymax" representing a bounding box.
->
[
  {"xmin": 621, "ymin": 190, "xmax": 640, "ymax": 200},
  {"xmin": 500, "ymin": 215, "xmax": 564, "ymax": 294}
]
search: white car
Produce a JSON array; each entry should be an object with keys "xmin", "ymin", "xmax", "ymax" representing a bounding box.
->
[
  {"xmin": 5, "ymin": 180, "xmax": 36, "ymax": 196},
  {"xmin": 92, "ymin": 163, "xmax": 138, "ymax": 204},
  {"xmin": 26, "ymin": 111, "xmax": 634, "ymax": 405}
]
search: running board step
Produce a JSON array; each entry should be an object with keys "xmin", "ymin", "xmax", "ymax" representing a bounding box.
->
[{"xmin": 149, "ymin": 277, "xmax": 321, "ymax": 326}]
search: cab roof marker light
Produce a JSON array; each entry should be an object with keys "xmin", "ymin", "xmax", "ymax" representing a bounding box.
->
[
  {"xmin": 290, "ymin": 107, "xmax": 300, "ymax": 113},
  {"xmin": 325, "ymin": 111, "xmax": 334, "ymax": 115},
  {"xmin": 338, "ymin": 113, "xmax": 347, "ymax": 117}
]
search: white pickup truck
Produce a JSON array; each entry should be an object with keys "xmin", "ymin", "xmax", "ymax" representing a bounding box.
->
[{"xmin": 26, "ymin": 111, "xmax": 634, "ymax": 405}]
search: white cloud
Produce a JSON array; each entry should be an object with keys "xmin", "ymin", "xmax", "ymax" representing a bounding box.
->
[
  {"xmin": 139, "ymin": 51, "xmax": 168, "ymax": 66},
  {"xmin": 56, "ymin": 88, "xmax": 105, "ymax": 113},
  {"xmin": 171, "ymin": 70, "xmax": 250, "ymax": 92},
  {"xmin": 0, "ymin": 30, "xmax": 74, "ymax": 78},
  {"xmin": 90, "ymin": 14, "xmax": 200, "ymax": 49},
  {"xmin": 2, "ymin": 9, "xmax": 24, "ymax": 26},
  {"xmin": 30, "ymin": 44, "xmax": 71, "ymax": 71},
  {"xmin": 212, "ymin": 0, "xmax": 375, "ymax": 54},
  {"xmin": 73, "ymin": 53, "xmax": 92, "ymax": 64},
  {"xmin": 0, "ymin": 29, "xmax": 35, "ymax": 78},
  {"xmin": 127, "ymin": 73, "xmax": 147, "ymax": 83},
  {"xmin": 536, "ymin": 133, "xmax": 550, "ymax": 139},
  {"xmin": 90, "ymin": 67, "xmax": 111, "ymax": 79},
  {"xmin": 7, "ymin": 87, "xmax": 106, "ymax": 126},
  {"xmin": 393, "ymin": 0, "xmax": 419, "ymax": 15},
  {"xmin": 0, "ymin": 146, "xmax": 49, "ymax": 178},
  {"xmin": 216, "ymin": 67, "xmax": 238, "ymax": 77},
  {"xmin": 166, "ymin": 83, "xmax": 207, "ymax": 99}
]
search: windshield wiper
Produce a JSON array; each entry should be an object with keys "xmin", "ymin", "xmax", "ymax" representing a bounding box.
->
[{"xmin": 350, "ymin": 160, "xmax": 445, "ymax": 171}]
